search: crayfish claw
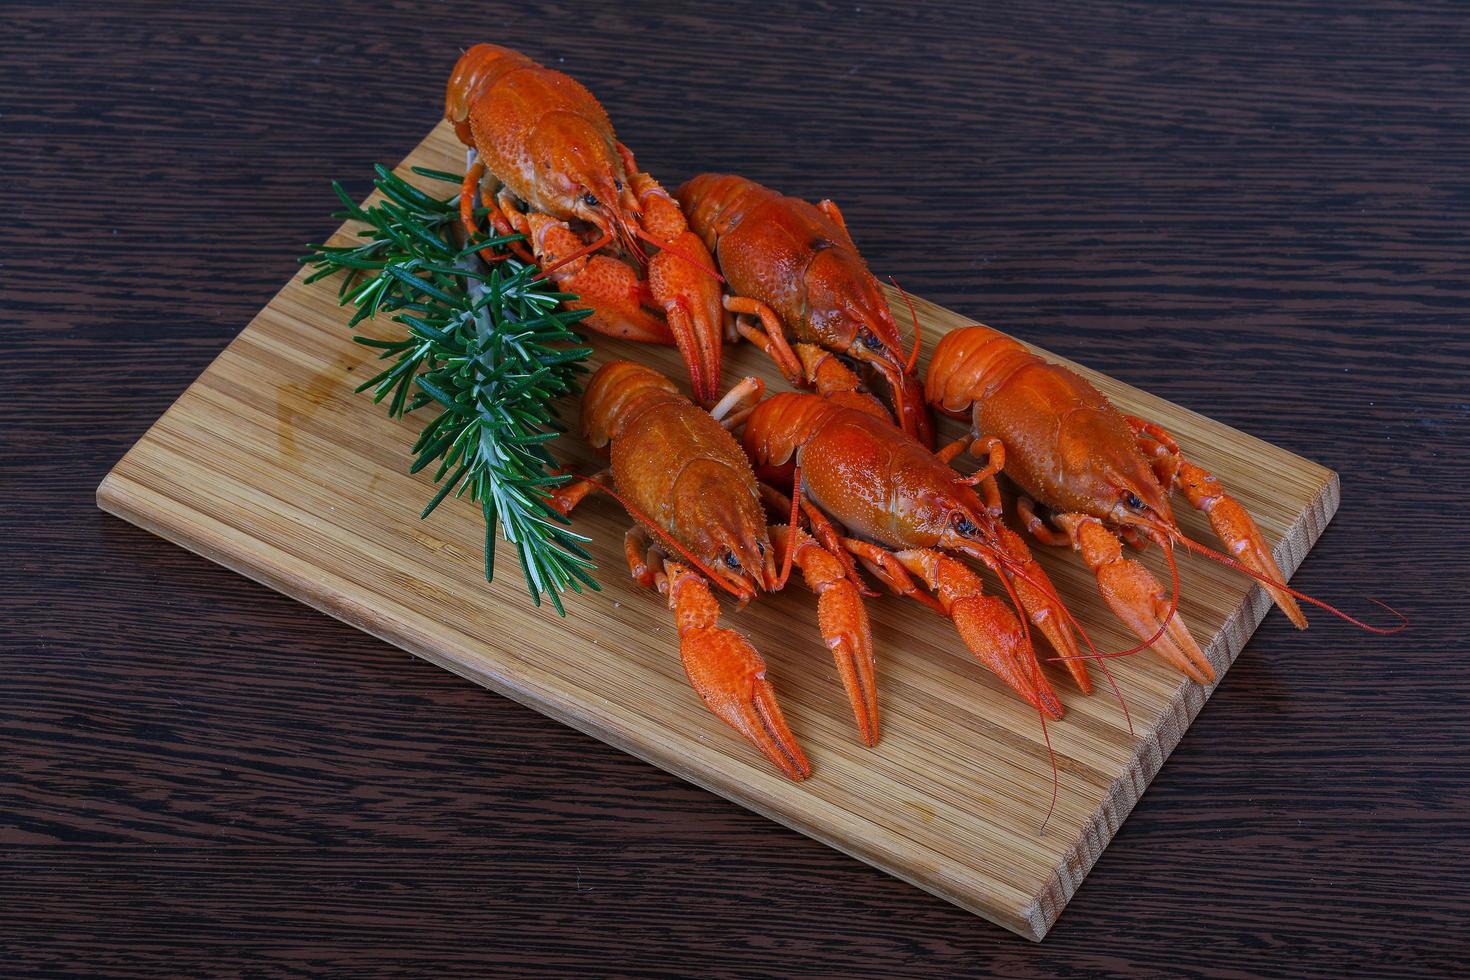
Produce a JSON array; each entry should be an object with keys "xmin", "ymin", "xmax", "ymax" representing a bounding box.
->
[
  {"xmin": 818, "ymin": 579, "xmax": 880, "ymax": 746},
  {"xmin": 1069, "ymin": 518, "xmax": 1216, "ymax": 683},
  {"xmin": 775, "ymin": 526, "xmax": 880, "ymax": 746},
  {"xmin": 992, "ymin": 526, "xmax": 1094, "ymax": 694},
  {"xmin": 896, "ymin": 549, "xmax": 1064, "ymax": 719},
  {"xmin": 666, "ymin": 562, "xmax": 810, "ymax": 779},
  {"xmin": 951, "ymin": 593, "xmax": 1065, "ymax": 720},
  {"xmin": 648, "ymin": 232, "xmax": 725, "ymax": 406},
  {"xmin": 679, "ymin": 627, "xmax": 810, "ymax": 780},
  {"xmin": 1177, "ymin": 460, "xmax": 1308, "ymax": 630},
  {"xmin": 1100, "ymin": 562, "xmax": 1214, "ymax": 683}
]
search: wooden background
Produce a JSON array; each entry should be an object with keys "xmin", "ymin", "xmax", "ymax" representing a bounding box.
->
[{"xmin": 3, "ymin": 1, "xmax": 1466, "ymax": 975}]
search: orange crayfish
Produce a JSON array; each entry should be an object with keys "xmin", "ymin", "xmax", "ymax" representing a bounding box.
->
[
  {"xmin": 677, "ymin": 173, "xmax": 935, "ymax": 446},
  {"xmin": 740, "ymin": 345, "xmax": 1104, "ymax": 721},
  {"xmin": 926, "ymin": 325, "xmax": 1405, "ymax": 682},
  {"xmin": 445, "ymin": 45, "xmax": 725, "ymax": 405},
  {"xmin": 548, "ymin": 361, "xmax": 878, "ymax": 777}
]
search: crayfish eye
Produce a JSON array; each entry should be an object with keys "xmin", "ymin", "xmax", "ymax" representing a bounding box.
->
[
  {"xmin": 1124, "ymin": 492, "xmax": 1144, "ymax": 510},
  {"xmin": 613, "ymin": 178, "xmax": 623, "ymax": 191},
  {"xmin": 860, "ymin": 331, "xmax": 884, "ymax": 351},
  {"xmin": 582, "ymin": 192, "xmax": 599, "ymax": 208},
  {"xmin": 954, "ymin": 516, "xmax": 978, "ymax": 537},
  {"xmin": 723, "ymin": 552, "xmax": 741, "ymax": 570}
]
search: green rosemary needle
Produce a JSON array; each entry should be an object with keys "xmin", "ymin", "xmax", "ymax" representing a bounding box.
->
[{"xmin": 301, "ymin": 164, "xmax": 599, "ymax": 614}]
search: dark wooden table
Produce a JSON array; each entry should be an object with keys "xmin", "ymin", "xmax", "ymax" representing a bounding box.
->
[{"xmin": 5, "ymin": 2, "xmax": 1467, "ymax": 975}]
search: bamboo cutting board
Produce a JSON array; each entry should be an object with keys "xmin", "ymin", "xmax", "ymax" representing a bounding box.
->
[{"xmin": 97, "ymin": 121, "xmax": 1338, "ymax": 941}]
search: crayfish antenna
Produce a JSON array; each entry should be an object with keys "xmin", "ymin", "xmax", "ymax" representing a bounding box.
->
[
  {"xmin": 634, "ymin": 224, "xmax": 725, "ymax": 283},
  {"xmin": 532, "ymin": 226, "xmax": 614, "ymax": 282},
  {"xmin": 1037, "ymin": 708, "xmax": 1059, "ymax": 837},
  {"xmin": 888, "ymin": 276, "xmax": 924, "ymax": 374},
  {"xmin": 575, "ymin": 475, "xmax": 755, "ymax": 603},
  {"xmin": 1170, "ymin": 533, "xmax": 1408, "ymax": 635}
]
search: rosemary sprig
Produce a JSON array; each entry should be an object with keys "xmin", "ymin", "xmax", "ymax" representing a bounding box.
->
[{"xmin": 300, "ymin": 164, "xmax": 599, "ymax": 614}]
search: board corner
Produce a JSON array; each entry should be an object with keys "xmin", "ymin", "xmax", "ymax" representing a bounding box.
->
[{"xmin": 96, "ymin": 464, "xmax": 128, "ymax": 515}]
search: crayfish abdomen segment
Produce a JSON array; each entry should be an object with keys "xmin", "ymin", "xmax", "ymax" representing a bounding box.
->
[
  {"xmin": 579, "ymin": 360, "xmax": 679, "ymax": 449},
  {"xmin": 445, "ymin": 44, "xmax": 537, "ymax": 146}
]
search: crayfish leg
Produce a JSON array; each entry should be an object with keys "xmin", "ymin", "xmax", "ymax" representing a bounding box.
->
[
  {"xmin": 708, "ymin": 376, "xmax": 765, "ymax": 431},
  {"xmin": 542, "ymin": 467, "xmax": 610, "ymax": 517},
  {"xmin": 725, "ymin": 295, "xmax": 805, "ymax": 385},
  {"xmin": 622, "ymin": 526, "xmax": 660, "ymax": 590},
  {"xmin": 758, "ymin": 483, "xmax": 872, "ymax": 597}
]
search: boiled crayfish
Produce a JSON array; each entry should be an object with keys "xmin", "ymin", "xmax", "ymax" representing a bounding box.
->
[
  {"xmin": 444, "ymin": 44, "xmax": 726, "ymax": 405},
  {"xmin": 925, "ymin": 325, "xmax": 1403, "ymax": 682},
  {"xmin": 739, "ymin": 345, "xmax": 1102, "ymax": 720},
  {"xmin": 677, "ymin": 173, "xmax": 935, "ymax": 446},
  {"xmin": 548, "ymin": 360, "xmax": 879, "ymax": 777}
]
